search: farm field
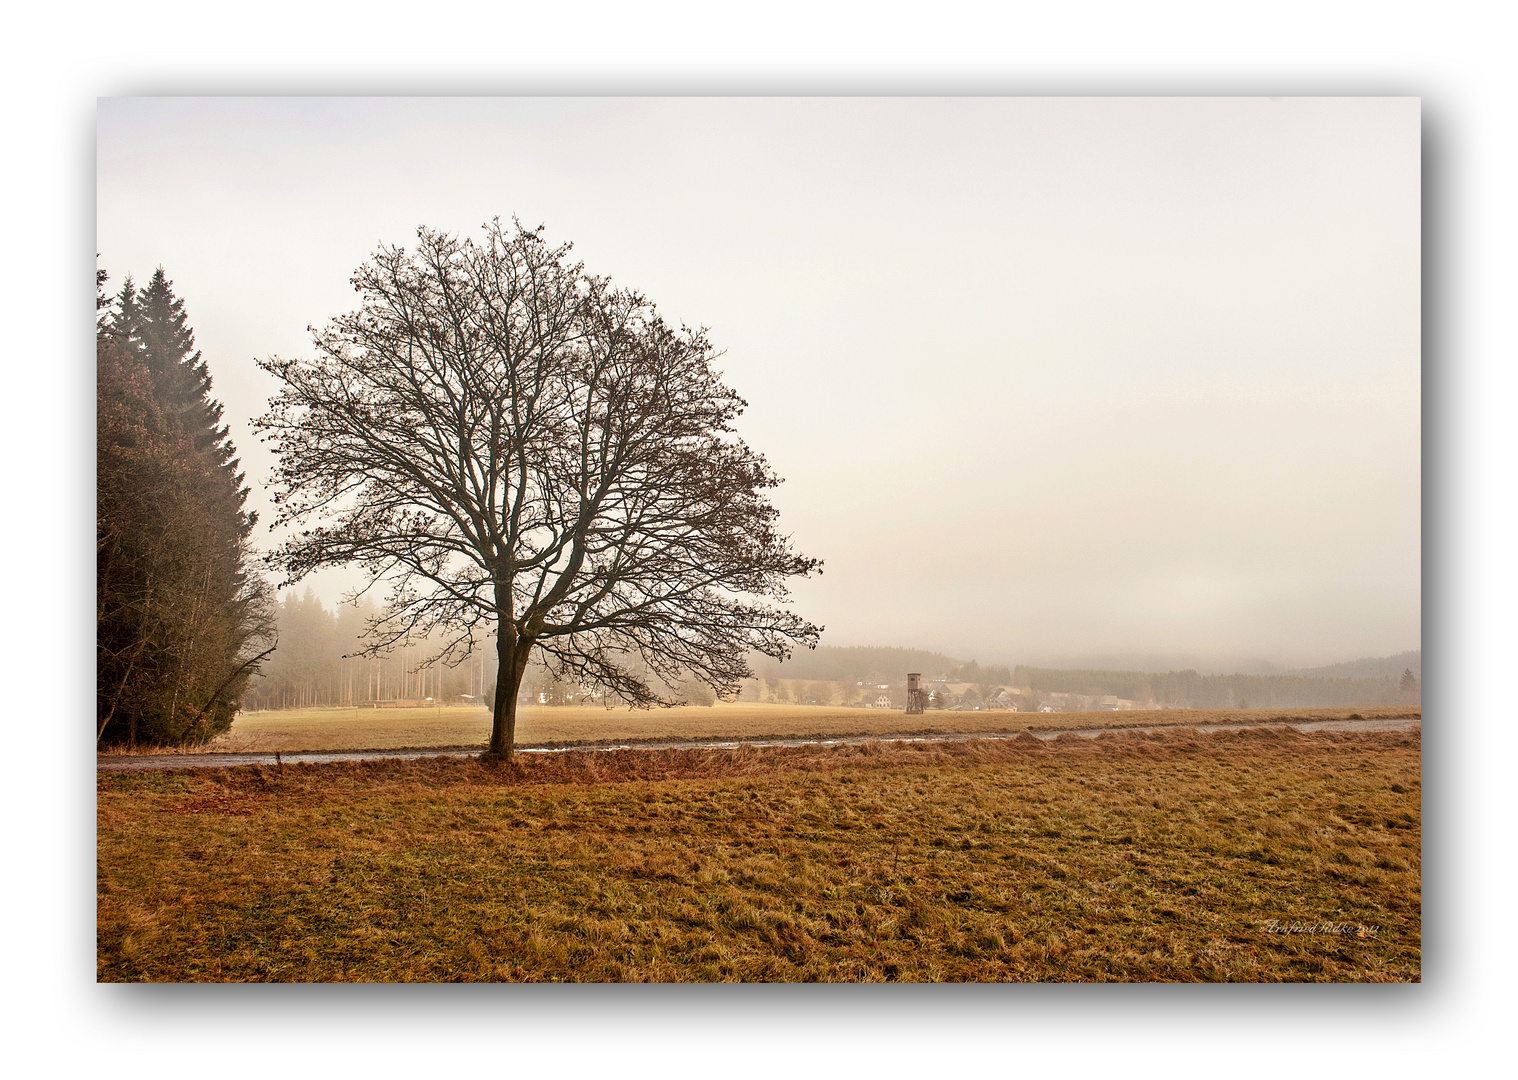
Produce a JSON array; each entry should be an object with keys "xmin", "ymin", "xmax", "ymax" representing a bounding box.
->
[
  {"xmin": 97, "ymin": 726, "xmax": 1420, "ymax": 982},
  {"xmin": 187, "ymin": 703, "xmax": 1422, "ymax": 754}
]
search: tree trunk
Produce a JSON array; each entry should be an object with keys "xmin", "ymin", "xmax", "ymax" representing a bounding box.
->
[{"xmin": 487, "ymin": 625, "xmax": 532, "ymax": 761}]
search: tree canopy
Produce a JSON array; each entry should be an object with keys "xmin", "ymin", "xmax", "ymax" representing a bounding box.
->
[
  {"xmin": 97, "ymin": 268, "xmax": 274, "ymax": 746},
  {"xmin": 257, "ymin": 221, "xmax": 821, "ymax": 759}
]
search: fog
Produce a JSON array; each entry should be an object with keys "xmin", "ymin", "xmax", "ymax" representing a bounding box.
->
[{"xmin": 96, "ymin": 97, "xmax": 1420, "ymax": 671}]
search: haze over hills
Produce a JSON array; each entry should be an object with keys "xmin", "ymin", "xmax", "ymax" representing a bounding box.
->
[
  {"xmin": 1011, "ymin": 651, "xmax": 1421, "ymax": 679},
  {"xmin": 1286, "ymin": 651, "xmax": 1420, "ymax": 682},
  {"xmin": 754, "ymin": 646, "xmax": 963, "ymax": 684},
  {"xmin": 768, "ymin": 645, "xmax": 1421, "ymax": 684},
  {"xmin": 241, "ymin": 587, "xmax": 1420, "ymax": 712}
]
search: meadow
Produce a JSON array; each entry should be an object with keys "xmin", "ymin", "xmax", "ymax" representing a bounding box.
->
[
  {"xmin": 187, "ymin": 702, "xmax": 1420, "ymax": 754},
  {"xmin": 97, "ymin": 726, "xmax": 1420, "ymax": 982}
]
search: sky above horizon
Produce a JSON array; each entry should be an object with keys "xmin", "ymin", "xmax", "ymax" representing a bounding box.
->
[{"xmin": 96, "ymin": 96, "xmax": 1420, "ymax": 671}]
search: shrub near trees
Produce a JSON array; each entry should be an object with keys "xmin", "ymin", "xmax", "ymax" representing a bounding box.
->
[{"xmin": 96, "ymin": 268, "xmax": 274, "ymax": 747}]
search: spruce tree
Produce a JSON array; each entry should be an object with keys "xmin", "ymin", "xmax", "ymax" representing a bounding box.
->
[
  {"xmin": 96, "ymin": 268, "xmax": 273, "ymax": 747},
  {"xmin": 136, "ymin": 269, "xmax": 235, "ymax": 464}
]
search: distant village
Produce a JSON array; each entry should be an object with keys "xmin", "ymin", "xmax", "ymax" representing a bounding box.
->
[
  {"xmin": 519, "ymin": 675, "xmax": 1135, "ymax": 713},
  {"xmin": 517, "ymin": 663, "xmax": 1420, "ymax": 713},
  {"xmin": 735, "ymin": 676, "xmax": 1135, "ymax": 713}
]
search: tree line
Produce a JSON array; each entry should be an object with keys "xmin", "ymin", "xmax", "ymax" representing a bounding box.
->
[
  {"xmin": 97, "ymin": 268, "xmax": 274, "ymax": 747},
  {"xmin": 240, "ymin": 588, "xmax": 498, "ymax": 711},
  {"xmin": 239, "ymin": 588, "xmax": 699, "ymax": 712},
  {"xmin": 1012, "ymin": 665, "xmax": 1421, "ymax": 708}
]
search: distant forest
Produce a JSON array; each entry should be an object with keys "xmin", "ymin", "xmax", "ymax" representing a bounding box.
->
[
  {"xmin": 1014, "ymin": 655, "xmax": 1421, "ymax": 709},
  {"xmin": 241, "ymin": 589, "xmax": 495, "ymax": 711}
]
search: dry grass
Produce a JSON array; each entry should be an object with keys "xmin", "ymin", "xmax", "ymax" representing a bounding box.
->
[
  {"xmin": 97, "ymin": 726, "xmax": 1420, "ymax": 982},
  {"xmin": 192, "ymin": 703, "xmax": 1420, "ymax": 754}
]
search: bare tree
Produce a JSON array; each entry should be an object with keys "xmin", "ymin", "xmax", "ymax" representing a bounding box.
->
[{"xmin": 256, "ymin": 221, "xmax": 821, "ymax": 759}]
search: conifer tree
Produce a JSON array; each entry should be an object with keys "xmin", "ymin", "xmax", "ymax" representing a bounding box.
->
[{"xmin": 96, "ymin": 268, "xmax": 274, "ymax": 747}]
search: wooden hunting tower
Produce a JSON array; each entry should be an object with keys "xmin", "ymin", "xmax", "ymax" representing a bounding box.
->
[{"xmin": 906, "ymin": 672, "xmax": 926, "ymax": 715}]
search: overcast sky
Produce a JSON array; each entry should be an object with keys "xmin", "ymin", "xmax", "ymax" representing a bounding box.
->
[{"xmin": 96, "ymin": 96, "xmax": 1420, "ymax": 671}]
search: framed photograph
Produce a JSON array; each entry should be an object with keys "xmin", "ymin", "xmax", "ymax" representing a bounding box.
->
[{"xmin": 96, "ymin": 97, "xmax": 1420, "ymax": 984}]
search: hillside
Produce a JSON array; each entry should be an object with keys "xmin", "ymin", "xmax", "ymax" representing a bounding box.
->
[
  {"xmin": 1012, "ymin": 655, "xmax": 1420, "ymax": 709},
  {"xmin": 1286, "ymin": 651, "xmax": 1421, "ymax": 682}
]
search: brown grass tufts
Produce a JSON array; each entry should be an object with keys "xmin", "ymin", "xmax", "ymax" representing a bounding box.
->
[{"xmin": 98, "ymin": 727, "xmax": 1420, "ymax": 983}]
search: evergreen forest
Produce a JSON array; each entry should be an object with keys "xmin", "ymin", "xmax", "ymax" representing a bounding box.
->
[{"xmin": 96, "ymin": 268, "xmax": 274, "ymax": 746}]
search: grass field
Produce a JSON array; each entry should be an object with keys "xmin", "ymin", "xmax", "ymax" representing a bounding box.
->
[
  {"xmin": 182, "ymin": 703, "xmax": 1421, "ymax": 754},
  {"xmin": 97, "ymin": 726, "xmax": 1420, "ymax": 982}
]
